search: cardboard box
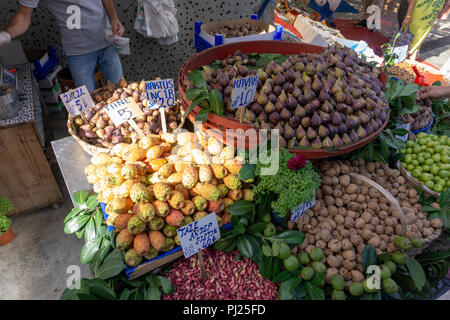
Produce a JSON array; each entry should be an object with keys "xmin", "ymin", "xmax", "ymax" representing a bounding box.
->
[
  {"xmin": 292, "ymin": 16, "xmax": 328, "ymax": 47},
  {"xmin": 38, "ymin": 64, "xmax": 62, "ymax": 89},
  {"xmin": 199, "ymin": 18, "xmax": 280, "ymax": 45}
]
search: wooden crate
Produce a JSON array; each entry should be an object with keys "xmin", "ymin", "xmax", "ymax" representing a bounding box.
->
[{"xmin": 0, "ymin": 122, "xmax": 63, "ymax": 215}]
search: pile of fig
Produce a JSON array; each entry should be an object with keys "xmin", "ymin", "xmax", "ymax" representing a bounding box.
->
[
  {"xmin": 398, "ymin": 99, "xmax": 433, "ymax": 132},
  {"xmin": 184, "ymin": 44, "xmax": 390, "ymax": 149},
  {"xmin": 71, "ymin": 78, "xmax": 183, "ymax": 149},
  {"xmin": 209, "ymin": 23, "xmax": 262, "ymax": 38}
]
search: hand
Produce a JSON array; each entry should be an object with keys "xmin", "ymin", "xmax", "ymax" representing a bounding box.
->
[
  {"xmin": 111, "ymin": 17, "xmax": 125, "ymax": 37},
  {"xmin": 418, "ymin": 86, "xmax": 450, "ymax": 100},
  {"xmin": 402, "ymin": 16, "xmax": 411, "ymax": 29},
  {"xmin": 0, "ymin": 31, "xmax": 11, "ymax": 47}
]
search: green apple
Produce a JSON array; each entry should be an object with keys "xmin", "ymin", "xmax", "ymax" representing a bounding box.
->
[
  {"xmin": 425, "ymin": 158, "xmax": 434, "ymax": 166},
  {"xmin": 434, "ymin": 184, "xmax": 444, "ymax": 193},
  {"xmin": 422, "ymin": 165, "xmax": 430, "ymax": 173},
  {"xmin": 432, "ymin": 154, "xmax": 441, "ymax": 163},
  {"xmin": 430, "ymin": 165, "xmax": 440, "ymax": 175},
  {"xmin": 425, "ymin": 180, "xmax": 435, "ymax": 189}
]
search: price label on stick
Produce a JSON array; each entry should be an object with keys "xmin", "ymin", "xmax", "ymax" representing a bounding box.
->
[
  {"xmin": 176, "ymin": 213, "xmax": 220, "ymax": 259},
  {"xmin": 395, "ymin": 122, "xmax": 410, "ymax": 142},
  {"xmin": 104, "ymin": 97, "xmax": 144, "ymax": 136},
  {"xmin": 60, "ymin": 85, "xmax": 95, "ymax": 115},
  {"xmin": 145, "ymin": 78, "xmax": 175, "ymax": 134},
  {"xmin": 145, "ymin": 78, "xmax": 176, "ymax": 108},
  {"xmin": 231, "ymin": 75, "xmax": 259, "ymax": 110},
  {"xmin": 291, "ymin": 197, "xmax": 316, "ymax": 223}
]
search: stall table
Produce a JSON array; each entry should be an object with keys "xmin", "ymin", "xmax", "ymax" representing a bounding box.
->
[{"xmin": 0, "ymin": 63, "xmax": 62, "ymax": 215}]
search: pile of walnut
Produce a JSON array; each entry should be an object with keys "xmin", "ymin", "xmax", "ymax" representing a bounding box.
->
[{"xmin": 288, "ymin": 158, "xmax": 443, "ymax": 283}]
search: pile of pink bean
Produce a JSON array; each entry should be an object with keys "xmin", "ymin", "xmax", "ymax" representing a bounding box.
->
[{"xmin": 163, "ymin": 249, "xmax": 279, "ymax": 300}]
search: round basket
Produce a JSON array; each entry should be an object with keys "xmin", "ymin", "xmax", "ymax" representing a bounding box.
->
[
  {"xmin": 396, "ymin": 161, "xmax": 441, "ymax": 200},
  {"xmin": 347, "ymin": 173, "xmax": 441, "ymax": 257},
  {"xmin": 67, "ymin": 116, "xmax": 111, "ymax": 156},
  {"xmin": 178, "ymin": 40, "xmax": 390, "ymax": 159}
]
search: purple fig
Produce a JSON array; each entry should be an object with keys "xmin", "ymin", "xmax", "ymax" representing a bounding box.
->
[
  {"xmin": 286, "ymin": 95, "xmax": 297, "ymax": 110},
  {"xmin": 297, "ymin": 95, "xmax": 308, "ymax": 106},
  {"xmin": 318, "ymin": 90, "xmax": 330, "ymax": 103},
  {"xmin": 294, "ymin": 106, "xmax": 306, "ymax": 118},
  {"xmin": 279, "ymin": 136, "xmax": 287, "ymax": 148},
  {"xmin": 327, "ymin": 123, "xmax": 339, "ymax": 136},
  {"xmin": 250, "ymin": 103, "xmax": 263, "ymax": 114},
  {"xmin": 257, "ymin": 93, "xmax": 268, "ymax": 106},
  {"xmin": 299, "ymin": 136, "xmax": 310, "ymax": 147},
  {"xmin": 346, "ymin": 116, "xmax": 357, "ymax": 130},
  {"xmin": 318, "ymin": 125, "xmax": 330, "ymax": 138},
  {"xmin": 268, "ymin": 93, "xmax": 277, "ymax": 104},
  {"xmin": 322, "ymin": 136, "xmax": 333, "ymax": 148},
  {"xmin": 307, "ymin": 127, "xmax": 317, "ymax": 140},
  {"xmin": 320, "ymin": 101, "xmax": 334, "ymax": 113},
  {"xmin": 274, "ymin": 74, "xmax": 286, "ymax": 86},
  {"xmin": 312, "ymin": 75, "xmax": 323, "ymax": 92},
  {"xmin": 304, "ymin": 103, "xmax": 316, "ymax": 116},
  {"xmin": 258, "ymin": 112, "xmax": 268, "ymax": 123},
  {"xmin": 301, "ymin": 117, "xmax": 311, "ymax": 128},
  {"xmin": 331, "ymin": 112, "xmax": 342, "ymax": 126},
  {"xmin": 311, "ymin": 112, "xmax": 322, "ymax": 127},
  {"xmin": 294, "ymin": 77, "xmax": 305, "ymax": 88},
  {"xmin": 289, "ymin": 115, "xmax": 300, "ymax": 128},
  {"xmin": 292, "ymin": 87, "xmax": 302, "ymax": 99},
  {"xmin": 287, "ymin": 137, "xmax": 299, "ymax": 148},
  {"xmin": 356, "ymin": 125, "xmax": 368, "ymax": 139},
  {"xmin": 332, "ymin": 135, "xmax": 344, "ymax": 148},
  {"xmin": 273, "ymin": 85, "xmax": 282, "ymax": 97},
  {"xmin": 319, "ymin": 111, "xmax": 331, "ymax": 123},
  {"xmin": 274, "ymin": 122, "xmax": 284, "ymax": 136},
  {"xmin": 280, "ymin": 108, "xmax": 292, "ymax": 121},
  {"xmin": 260, "ymin": 121, "xmax": 271, "ymax": 130},
  {"xmin": 264, "ymin": 101, "xmax": 276, "ymax": 114},
  {"xmin": 358, "ymin": 111, "xmax": 370, "ymax": 125},
  {"xmin": 342, "ymin": 133, "xmax": 352, "ymax": 145},
  {"xmin": 284, "ymin": 123, "xmax": 295, "ymax": 140},
  {"xmin": 270, "ymin": 111, "xmax": 280, "ymax": 124},
  {"xmin": 311, "ymin": 137, "xmax": 322, "ymax": 149},
  {"xmin": 349, "ymin": 130, "xmax": 360, "ymax": 142},
  {"xmin": 296, "ymin": 126, "xmax": 306, "ymax": 139},
  {"xmin": 364, "ymin": 123, "xmax": 374, "ymax": 135},
  {"xmin": 295, "ymin": 62, "xmax": 305, "ymax": 72}
]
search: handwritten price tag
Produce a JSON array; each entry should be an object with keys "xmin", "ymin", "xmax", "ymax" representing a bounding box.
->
[
  {"xmin": 176, "ymin": 213, "xmax": 220, "ymax": 259},
  {"xmin": 104, "ymin": 97, "xmax": 144, "ymax": 126},
  {"xmin": 291, "ymin": 193, "xmax": 316, "ymax": 223},
  {"xmin": 395, "ymin": 122, "xmax": 410, "ymax": 142},
  {"xmin": 231, "ymin": 75, "xmax": 259, "ymax": 109},
  {"xmin": 145, "ymin": 78, "xmax": 176, "ymax": 108},
  {"xmin": 60, "ymin": 85, "xmax": 95, "ymax": 115}
]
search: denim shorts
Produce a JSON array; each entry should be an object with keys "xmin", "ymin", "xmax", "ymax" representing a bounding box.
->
[{"xmin": 66, "ymin": 44, "xmax": 124, "ymax": 92}]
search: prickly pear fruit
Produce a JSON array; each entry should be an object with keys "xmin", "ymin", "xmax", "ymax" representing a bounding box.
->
[
  {"xmin": 149, "ymin": 230, "xmax": 166, "ymax": 251},
  {"xmin": 197, "ymin": 183, "xmax": 221, "ymax": 201},
  {"xmin": 199, "ymin": 165, "xmax": 213, "ymax": 183},
  {"xmin": 182, "ymin": 166, "xmax": 198, "ymax": 189},
  {"xmin": 181, "ymin": 200, "xmax": 195, "ymax": 216},
  {"xmin": 165, "ymin": 209, "xmax": 185, "ymax": 227},
  {"xmin": 153, "ymin": 183, "xmax": 171, "ymax": 201},
  {"xmin": 113, "ymin": 213, "xmax": 133, "ymax": 230},
  {"xmin": 148, "ymin": 216, "xmax": 165, "ymax": 231},
  {"xmin": 133, "ymin": 232, "xmax": 150, "ymax": 255},
  {"xmin": 194, "ymin": 211, "xmax": 208, "ymax": 221},
  {"xmin": 223, "ymin": 174, "xmax": 241, "ymax": 190},
  {"xmin": 133, "ymin": 203, "xmax": 156, "ymax": 222},
  {"xmin": 168, "ymin": 191, "xmax": 185, "ymax": 210},
  {"xmin": 207, "ymin": 199, "xmax": 224, "ymax": 213},
  {"xmin": 116, "ymin": 229, "xmax": 135, "ymax": 250},
  {"xmin": 193, "ymin": 196, "xmax": 208, "ymax": 211},
  {"xmin": 210, "ymin": 164, "xmax": 228, "ymax": 179},
  {"xmin": 163, "ymin": 225, "xmax": 177, "ymax": 238},
  {"xmin": 127, "ymin": 215, "xmax": 147, "ymax": 235},
  {"xmin": 125, "ymin": 248, "xmax": 142, "ymax": 267}
]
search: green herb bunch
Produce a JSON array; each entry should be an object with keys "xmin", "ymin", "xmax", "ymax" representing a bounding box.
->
[{"xmin": 253, "ymin": 148, "xmax": 321, "ymax": 217}]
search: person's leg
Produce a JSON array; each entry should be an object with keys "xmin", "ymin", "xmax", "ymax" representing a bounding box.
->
[
  {"xmin": 355, "ymin": 0, "xmax": 370, "ymax": 26},
  {"xmin": 66, "ymin": 52, "xmax": 97, "ymax": 92},
  {"xmin": 97, "ymin": 44, "xmax": 124, "ymax": 85}
]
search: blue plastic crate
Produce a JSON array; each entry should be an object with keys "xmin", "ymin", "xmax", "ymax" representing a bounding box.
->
[
  {"xmin": 195, "ymin": 14, "xmax": 283, "ymax": 52},
  {"xmin": 32, "ymin": 46, "xmax": 58, "ymax": 81}
]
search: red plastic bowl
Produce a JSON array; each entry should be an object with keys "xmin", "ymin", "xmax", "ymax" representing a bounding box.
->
[{"xmin": 178, "ymin": 40, "xmax": 389, "ymax": 159}]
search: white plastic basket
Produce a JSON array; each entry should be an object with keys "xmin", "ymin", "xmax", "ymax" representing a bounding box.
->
[{"xmin": 0, "ymin": 83, "xmax": 18, "ymax": 120}]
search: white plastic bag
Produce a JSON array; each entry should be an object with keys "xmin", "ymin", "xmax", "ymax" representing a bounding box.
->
[
  {"xmin": 134, "ymin": 0, "xmax": 179, "ymax": 45},
  {"xmin": 105, "ymin": 29, "xmax": 131, "ymax": 55}
]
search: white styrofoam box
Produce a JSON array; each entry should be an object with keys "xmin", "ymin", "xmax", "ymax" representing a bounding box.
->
[
  {"xmin": 38, "ymin": 64, "xmax": 62, "ymax": 89},
  {"xmin": 200, "ymin": 18, "xmax": 277, "ymax": 45},
  {"xmin": 293, "ymin": 16, "xmax": 328, "ymax": 47}
]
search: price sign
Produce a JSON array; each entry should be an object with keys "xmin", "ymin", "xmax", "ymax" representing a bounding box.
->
[
  {"xmin": 104, "ymin": 97, "xmax": 144, "ymax": 135},
  {"xmin": 60, "ymin": 85, "xmax": 95, "ymax": 115},
  {"xmin": 395, "ymin": 122, "xmax": 410, "ymax": 142},
  {"xmin": 176, "ymin": 213, "xmax": 220, "ymax": 259},
  {"xmin": 231, "ymin": 75, "xmax": 259, "ymax": 109},
  {"xmin": 291, "ymin": 195, "xmax": 316, "ymax": 223},
  {"xmin": 145, "ymin": 78, "xmax": 176, "ymax": 108}
]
